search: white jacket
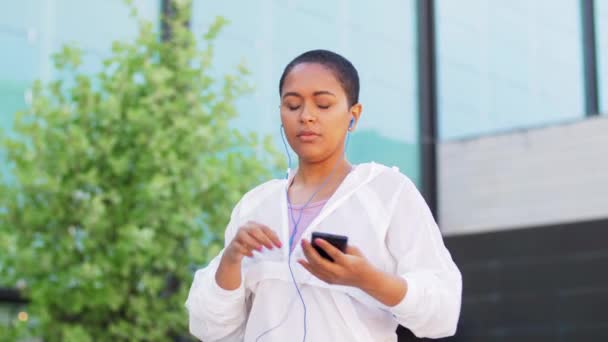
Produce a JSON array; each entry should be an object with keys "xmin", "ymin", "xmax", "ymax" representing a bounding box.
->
[{"xmin": 185, "ymin": 162, "xmax": 462, "ymax": 341}]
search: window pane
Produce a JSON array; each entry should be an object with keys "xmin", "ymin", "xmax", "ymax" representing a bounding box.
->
[
  {"xmin": 597, "ymin": 0, "xmax": 608, "ymax": 113},
  {"xmin": 192, "ymin": 0, "xmax": 420, "ymax": 184},
  {"xmin": 0, "ymin": 0, "xmax": 160, "ymax": 112},
  {"xmin": 0, "ymin": 0, "xmax": 40, "ymax": 132},
  {"xmin": 436, "ymin": 0, "xmax": 585, "ymax": 140},
  {"xmin": 0, "ymin": 0, "xmax": 159, "ymax": 177}
]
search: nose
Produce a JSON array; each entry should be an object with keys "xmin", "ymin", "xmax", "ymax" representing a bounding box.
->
[{"xmin": 299, "ymin": 104, "xmax": 316, "ymax": 124}]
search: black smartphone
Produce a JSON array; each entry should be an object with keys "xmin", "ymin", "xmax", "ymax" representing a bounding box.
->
[{"xmin": 311, "ymin": 232, "xmax": 348, "ymax": 262}]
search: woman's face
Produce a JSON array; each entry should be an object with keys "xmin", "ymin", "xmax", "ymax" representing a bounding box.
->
[{"xmin": 280, "ymin": 63, "xmax": 361, "ymax": 164}]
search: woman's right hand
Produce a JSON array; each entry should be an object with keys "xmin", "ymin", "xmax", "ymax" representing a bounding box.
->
[{"xmin": 221, "ymin": 221, "xmax": 283, "ymax": 265}]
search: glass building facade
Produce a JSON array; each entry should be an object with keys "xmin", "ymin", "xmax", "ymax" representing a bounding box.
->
[
  {"xmin": 0, "ymin": 0, "xmax": 159, "ymax": 183},
  {"xmin": 597, "ymin": 0, "xmax": 608, "ymax": 113},
  {"xmin": 0, "ymin": 0, "xmax": 159, "ymax": 128},
  {"xmin": 2, "ymin": 0, "xmax": 605, "ymax": 185},
  {"xmin": 436, "ymin": 0, "xmax": 585, "ymax": 139},
  {"xmin": 191, "ymin": 0, "xmax": 421, "ymax": 183}
]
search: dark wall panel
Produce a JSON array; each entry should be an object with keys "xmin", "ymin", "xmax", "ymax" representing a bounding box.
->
[{"xmin": 421, "ymin": 218, "xmax": 608, "ymax": 342}]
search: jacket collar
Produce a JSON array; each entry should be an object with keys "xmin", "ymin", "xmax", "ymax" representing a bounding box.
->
[
  {"xmin": 280, "ymin": 162, "xmax": 383, "ymax": 257},
  {"xmin": 284, "ymin": 161, "xmax": 381, "ymax": 191}
]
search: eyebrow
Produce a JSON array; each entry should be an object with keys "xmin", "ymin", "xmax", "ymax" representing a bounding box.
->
[{"xmin": 282, "ymin": 91, "xmax": 336, "ymax": 99}]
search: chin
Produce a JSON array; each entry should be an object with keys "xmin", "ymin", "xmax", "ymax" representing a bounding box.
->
[
  {"xmin": 295, "ymin": 148, "xmax": 336, "ymax": 164},
  {"xmin": 294, "ymin": 147, "xmax": 326, "ymax": 163}
]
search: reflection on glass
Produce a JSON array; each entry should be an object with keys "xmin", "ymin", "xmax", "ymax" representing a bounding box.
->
[
  {"xmin": 192, "ymin": 0, "xmax": 420, "ymax": 184},
  {"xmin": 597, "ymin": 0, "xmax": 608, "ymax": 113},
  {"xmin": 436, "ymin": 0, "xmax": 585, "ymax": 140},
  {"xmin": 0, "ymin": 0, "xmax": 159, "ymax": 176}
]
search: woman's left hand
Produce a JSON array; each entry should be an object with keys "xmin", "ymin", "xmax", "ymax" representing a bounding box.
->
[
  {"xmin": 298, "ymin": 237, "xmax": 409, "ymax": 306},
  {"xmin": 297, "ymin": 238, "xmax": 374, "ymax": 288}
]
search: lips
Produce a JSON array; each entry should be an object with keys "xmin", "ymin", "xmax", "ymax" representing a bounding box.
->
[{"xmin": 297, "ymin": 131, "xmax": 320, "ymax": 142}]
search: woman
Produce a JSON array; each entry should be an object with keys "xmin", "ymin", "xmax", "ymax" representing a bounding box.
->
[{"xmin": 185, "ymin": 50, "xmax": 462, "ymax": 341}]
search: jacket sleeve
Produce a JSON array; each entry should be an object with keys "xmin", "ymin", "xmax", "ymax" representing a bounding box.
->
[
  {"xmin": 385, "ymin": 177, "xmax": 463, "ymax": 339},
  {"xmin": 185, "ymin": 202, "xmax": 249, "ymax": 341}
]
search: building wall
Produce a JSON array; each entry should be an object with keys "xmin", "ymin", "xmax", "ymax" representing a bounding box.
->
[
  {"xmin": 443, "ymin": 218, "xmax": 608, "ymax": 341},
  {"xmin": 597, "ymin": 0, "xmax": 608, "ymax": 113},
  {"xmin": 439, "ymin": 115, "xmax": 608, "ymax": 236},
  {"xmin": 438, "ymin": 117, "xmax": 608, "ymax": 340}
]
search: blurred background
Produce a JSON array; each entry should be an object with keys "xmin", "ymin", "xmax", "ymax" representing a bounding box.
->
[{"xmin": 1, "ymin": 0, "xmax": 607, "ymax": 341}]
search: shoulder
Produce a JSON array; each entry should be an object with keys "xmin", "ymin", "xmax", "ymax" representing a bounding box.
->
[
  {"xmin": 357, "ymin": 162, "xmax": 416, "ymax": 191},
  {"xmin": 356, "ymin": 162, "xmax": 425, "ymax": 214}
]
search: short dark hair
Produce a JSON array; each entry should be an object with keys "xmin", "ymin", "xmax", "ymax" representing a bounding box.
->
[{"xmin": 279, "ymin": 49, "xmax": 360, "ymax": 107}]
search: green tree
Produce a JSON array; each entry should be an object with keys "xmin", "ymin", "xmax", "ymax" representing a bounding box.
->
[{"xmin": 0, "ymin": 1, "xmax": 282, "ymax": 340}]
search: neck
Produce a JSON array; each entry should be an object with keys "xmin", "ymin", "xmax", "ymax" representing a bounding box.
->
[{"xmin": 295, "ymin": 153, "xmax": 351, "ymax": 187}]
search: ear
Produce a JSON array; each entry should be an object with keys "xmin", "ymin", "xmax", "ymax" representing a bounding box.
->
[{"xmin": 348, "ymin": 103, "xmax": 362, "ymax": 131}]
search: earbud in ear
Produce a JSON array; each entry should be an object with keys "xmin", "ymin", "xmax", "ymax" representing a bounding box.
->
[{"xmin": 349, "ymin": 118, "xmax": 355, "ymax": 129}]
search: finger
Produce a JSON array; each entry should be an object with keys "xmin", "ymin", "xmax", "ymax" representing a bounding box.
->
[
  {"xmin": 237, "ymin": 232, "xmax": 263, "ymax": 253},
  {"xmin": 297, "ymin": 259, "xmax": 323, "ymax": 278},
  {"xmin": 298, "ymin": 259, "xmax": 334, "ymax": 284},
  {"xmin": 300, "ymin": 239, "xmax": 320, "ymax": 263},
  {"xmin": 247, "ymin": 228, "xmax": 274, "ymax": 250},
  {"xmin": 260, "ymin": 226, "xmax": 283, "ymax": 248},
  {"xmin": 314, "ymin": 238, "xmax": 346, "ymax": 264},
  {"xmin": 235, "ymin": 242, "xmax": 254, "ymax": 258},
  {"xmin": 301, "ymin": 239, "xmax": 338, "ymax": 272},
  {"xmin": 245, "ymin": 222, "xmax": 282, "ymax": 249},
  {"xmin": 346, "ymin": 245, "xmax": 363, "ymax": 257},
  {"xmin": 297, "ymin": 259, "xmax": 311, "ymax": 272}
]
